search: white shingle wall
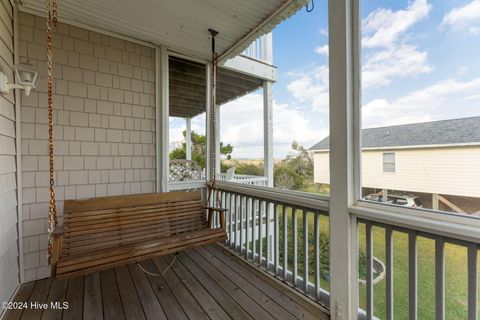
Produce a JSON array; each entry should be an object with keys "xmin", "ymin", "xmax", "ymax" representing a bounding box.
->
[
  {"xmin": 19, "ymin": 12, "xmax": 156, "ymax": 281},
  {"xmin": 0, "ymin": 0, "xmax": 20, "ymax": 306}
]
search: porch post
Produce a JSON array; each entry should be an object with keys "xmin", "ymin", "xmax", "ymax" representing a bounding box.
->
[
  {"xmin": 186, "ymin": 118, "xmax": 192, "ymax": 161},
  {"xmin": 205, "ymin": 62, "xmax": 212, "ymax": 181},
  {"xmin": 215, "ymin": 105, "xmax": 221, "ymax": 174},
  {"xmin": 432, "ymin": 193, "xmax": 439, "ymax": 211},
  {"xmin": 328, "ymin": 0, "xmax": 360, "ymax": 319},
  {"xmin": 156, "ymin": 46, "xmax": 169, "ymax": 192},
  {"xmin": 263, "ymin": 80, "xmax": 274, "ymax": 187}
]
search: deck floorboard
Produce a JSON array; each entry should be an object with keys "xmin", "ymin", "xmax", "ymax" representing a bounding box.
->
[{"xmin": 4, "ymin": 244, "xmax": 329, "ymax": 320}]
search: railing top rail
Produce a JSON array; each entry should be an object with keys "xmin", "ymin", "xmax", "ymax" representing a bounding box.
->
[
  {"xmin": 352, "ymin": 202, "xmax": 480, "ymax": 245},
  {"xmin": 357, "ymin": 217, "xmax": 480, "ymax": 247},
  {"xmin": 218, "ymin": 173, "xmax": 267, "ymax": 178},
  {"xmin": 168, "ymin": 180, "xmax": 207, "ymax": 191},
  {"xmin": 217, "ymin": 181, "xmax": 330, "ymax": 212}
]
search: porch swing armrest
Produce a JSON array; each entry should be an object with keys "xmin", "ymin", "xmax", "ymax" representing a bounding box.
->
[
  {"xmin": 204, "ymin": 207, "xmax": 228, "ymax": 229},
  {"xmin": 52, "ymin": 225, "xmax": 65, "ymax": 236},
  {"xmin": 51, "ymin": 225, "xmax": 65, "ymax": 278}
]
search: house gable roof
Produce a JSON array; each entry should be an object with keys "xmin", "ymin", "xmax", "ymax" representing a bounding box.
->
[{"xmin": 309, "ymin": 116, "xmax": 480, "ymax": 151}]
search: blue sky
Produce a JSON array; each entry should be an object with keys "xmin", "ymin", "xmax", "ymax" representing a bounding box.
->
[{"xmin": 171, "ymin": 0, "xmax": 480, "ymax": 159}]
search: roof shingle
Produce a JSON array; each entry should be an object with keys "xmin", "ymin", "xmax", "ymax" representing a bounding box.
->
[{"xmin": 309, "ymin": 116, "xmax": 480, "ymax": 151}]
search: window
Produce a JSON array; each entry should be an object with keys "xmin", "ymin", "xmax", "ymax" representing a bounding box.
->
[
  {"xmin": 360, "ymin": 0, "xmax": 480, "ymax": 217},
  {"xmin": 382, "ymin": 152, "xmax": 395, "ymax": 173}
]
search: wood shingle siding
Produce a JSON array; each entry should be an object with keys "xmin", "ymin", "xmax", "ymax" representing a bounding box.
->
[
  {"xmin": 18, "ymin": 11, "xmax": 156, "ymax": 281},
  {"xmin": 0, "ymin": 0, "xmax": 20, "ymax": 313}
]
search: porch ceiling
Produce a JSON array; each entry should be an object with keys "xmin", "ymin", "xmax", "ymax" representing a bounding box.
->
[
  {"xmin": 19, "ymin": 0, "xmax": 308, "ymax": 61},
  {"xmin": 170, "ymin": 56, "xmax": 262, "ymax": 118}
]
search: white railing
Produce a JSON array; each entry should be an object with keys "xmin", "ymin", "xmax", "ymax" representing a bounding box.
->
[
  {"xmin": 215, "ymin": 182, "xmax": 331, "ymax": 307},
  {"xmin": 242, "ymin": 33, "xmax": 272, "ymax": 64},
  {"xmin": 217, "ymin": 173, "xmax": 268, "ymax": 187},
  {"xmin": 213, "ymin": 182, "xmax": 480, "ymax": 318},
  {"xmin": 357, "ymin": 215, "xmax": 479, "ymax": 320}
]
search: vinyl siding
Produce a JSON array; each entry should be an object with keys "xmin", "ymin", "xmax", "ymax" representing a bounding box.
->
[{"xmin": 313, "ymin": 147, "xmax": 480, "ymax": 197}]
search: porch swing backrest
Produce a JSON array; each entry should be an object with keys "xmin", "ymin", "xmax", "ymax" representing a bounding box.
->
[{"xmin": 52, "ymin": 191, "xmax": 227, "ymax": 279}]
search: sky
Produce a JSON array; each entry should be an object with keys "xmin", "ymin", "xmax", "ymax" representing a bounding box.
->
[{"xmin": 170, "ymin": 0, "xmax": 480, "ymax": 159}]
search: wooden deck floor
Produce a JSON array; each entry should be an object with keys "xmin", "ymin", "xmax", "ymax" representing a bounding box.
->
[{"xmin": 4, "ymin": 245, "xmax": 329, "ymax": 320}]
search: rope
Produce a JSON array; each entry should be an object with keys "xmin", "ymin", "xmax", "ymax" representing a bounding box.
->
[
  {"xmin": 136, "ymin": 255, "xmax": 177, "ymax": 277},
  {"xmin": 46, "ymin": 0, "xmax": 58, "ymax": 265}
]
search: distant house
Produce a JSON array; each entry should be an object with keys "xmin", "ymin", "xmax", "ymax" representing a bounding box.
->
[{"xmin": 310, "ymin": 117, "xmax": 480, "ymax": 212}]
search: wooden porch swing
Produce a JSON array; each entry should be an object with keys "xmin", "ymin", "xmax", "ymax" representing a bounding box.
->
[{"xmin": 47, "ymin": 2, "xmax": 226, "ymax": 280}]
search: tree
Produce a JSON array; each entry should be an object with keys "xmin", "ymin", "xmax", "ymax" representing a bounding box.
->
[
  {"xmin": 274, "ymin": 141, "xmax": 314, "ymax": 190},
  {"xmin": 169, "ymin": 130, "xmax": 233, "ymax": 168}
]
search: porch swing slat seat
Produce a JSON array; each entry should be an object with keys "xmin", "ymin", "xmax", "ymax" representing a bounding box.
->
[{"xmin": 51, "ymin": 191, "xmax": 227, "ymax": 279}]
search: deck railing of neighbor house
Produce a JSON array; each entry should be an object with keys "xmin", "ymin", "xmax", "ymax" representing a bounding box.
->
[
  {"xmin": 217, "ymin": 173, "xmax": 268, "ymax": 186},
  {"xmin": 242, "ymin": 34, "xmax": 272, "ymax": 64},
  {"xmin": 216, "ymin": 182, "xmax": 331, "ymax": 307}
]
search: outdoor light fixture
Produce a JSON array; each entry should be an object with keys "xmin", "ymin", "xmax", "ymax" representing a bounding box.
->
[{"xmin": 0, "ymin": 64, "xmax": 38, "ymax": 96}]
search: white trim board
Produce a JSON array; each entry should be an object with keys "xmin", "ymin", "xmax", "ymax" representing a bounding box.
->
[
  {"xmin": 13, "ymin": 0, "xmax": 24, "ymax": 284},
  {"xmin": 312, "ymin": 142, "xmax": 480, "ymax": 153}
]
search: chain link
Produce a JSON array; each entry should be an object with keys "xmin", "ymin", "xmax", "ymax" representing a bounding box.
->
[
  {"xmin": 207, "ymin": 50, "xmax": 221, "ymax": 208},
  {"xmin": 47, "ymin": 0, "xmax": 58, "ymax": 265}
]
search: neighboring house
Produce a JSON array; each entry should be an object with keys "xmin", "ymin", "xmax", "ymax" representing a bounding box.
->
[{"xmin": 310, "ymin": 117, "xmax": 480, "ymax": 211}]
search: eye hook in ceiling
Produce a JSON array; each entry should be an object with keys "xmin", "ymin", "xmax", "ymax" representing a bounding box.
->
[{"xmin": 306, "ymin": 0, "xmax": 314, "ymax": 13}]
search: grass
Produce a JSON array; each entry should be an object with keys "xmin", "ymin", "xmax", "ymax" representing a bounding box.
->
[{"xmin": 248, "ymin": 207, "xmax": 475, "ymax": 319}]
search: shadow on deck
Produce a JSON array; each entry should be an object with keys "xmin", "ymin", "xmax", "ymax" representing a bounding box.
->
[{"xmin": 4, "ymin": 245, "xmax": 329, "ymax": 320}]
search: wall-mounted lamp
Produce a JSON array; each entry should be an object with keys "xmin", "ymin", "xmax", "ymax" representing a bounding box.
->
[{"xmin": 0, "ymin": 64, "xmax": 38, "ymax": 96}]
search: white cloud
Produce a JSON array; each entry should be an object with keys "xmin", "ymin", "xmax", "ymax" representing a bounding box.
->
[
  {"xmin": 219, "ymin": 93, "xmax": 327, "ymax": 158},
  {"xmin": 362, "ymin": 0, "xmax": 431, "ymax": 48},
  {"xmin": 283, "ymin": 0, "xmax": 433, "ymax": 118},
  {"xmin": 363, "ymin": 78, "xmax": 480, "ymax": 128},
  {"xmin": 286, "ymin": 65, "xmax": 329, "ymax": 112},
  {"xmin": 463, "ymin": 93, "xmax": 480, "ymax": 101},
  {"xmin": 442, "ymin": 0, "xmax": 480, "ymax": 34},
  {"xmin": 362, "ymin": 44, "xmax": 432, "ymax": 88},
  {"xmin": 168, "ymin": 93, "xmax": 327, "ymax": 159},
  {"xmin": 314, "ymin": 44, "xmax": 329, "ymax": 56},
  {"xmin": 359, "ymin": 0, "xmax": 433, "ymax": 89}
]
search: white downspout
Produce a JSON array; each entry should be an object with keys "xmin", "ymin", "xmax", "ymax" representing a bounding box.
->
[{"xmin": 156, "ymin": 46, "xmax": 169, "ymax": 192}]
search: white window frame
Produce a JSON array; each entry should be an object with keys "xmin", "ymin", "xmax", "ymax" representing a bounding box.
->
[
  {"xmin": 328, "ymin": 1, "xmax": 480, "ymax": 319},
  {"xmin": 346, "ymin": 0, "xmax": 480, "ymax": 238}
]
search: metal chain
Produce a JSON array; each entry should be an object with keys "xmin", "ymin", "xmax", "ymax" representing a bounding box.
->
[
  {"xmin": 206, "ymin": 30, "xmax": 221, "ymax": 208},
  {"xmin": 209, "ymin": 52, "xmax": 221, "ymax": 208},
  {"xmin": 47, "ymin": 0, "xmax": 58, "ymax": 265}
]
